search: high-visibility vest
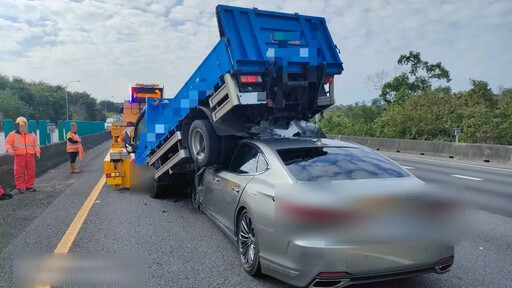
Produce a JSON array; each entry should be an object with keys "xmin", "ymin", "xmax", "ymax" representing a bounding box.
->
[
  {"xmin": 66, "ymin": 132, "xmax": 81, "ymax": 152},
  {"xmin": 5, "ymin": 132, "xmax": 40, "ymax": 156}
]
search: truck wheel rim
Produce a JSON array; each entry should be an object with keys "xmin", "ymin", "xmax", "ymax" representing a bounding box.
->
[
  {"xmin": 191, "ymin": 129, "xmax": 205, "ymax": 160},
  {"xmin": 238, "ymin": 213, "xmax": 256, "ymax": 268}
]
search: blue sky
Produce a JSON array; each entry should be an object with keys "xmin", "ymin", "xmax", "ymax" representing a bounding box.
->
[{"xmin": 1, "ymin": 0, "xmax": 511, "ymax": 104}]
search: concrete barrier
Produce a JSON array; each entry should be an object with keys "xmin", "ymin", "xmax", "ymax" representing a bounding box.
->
[
  {"xmin": 0, "ymin": 131, "xmax": 110, "ymax": 192},
  {"xmin": 328, "ymin": 135, "xmax": 512, "ymax": 166}
]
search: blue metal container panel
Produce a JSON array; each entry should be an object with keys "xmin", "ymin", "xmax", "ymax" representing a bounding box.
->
[
  {"xmin": 216, "ymin": 5, "xmax": 343, "ymax": 74},
  {"xmin": 142, "ymin": 39, "xmax": 233, "ymax": 154}
]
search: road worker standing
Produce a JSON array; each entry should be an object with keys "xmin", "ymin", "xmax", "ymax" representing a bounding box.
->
[
  {"xmin": 0, "ymin": 185, "xmax": 13, "ymax": 201},
  {"xmin": 5, "ymin": 116, "xmax": 40, "ymax": 194},
  {"xmin": 67, "ymin": 122, "xmax": 84, "ymax": 173}
]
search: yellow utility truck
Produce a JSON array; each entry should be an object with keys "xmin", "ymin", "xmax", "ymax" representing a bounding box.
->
[{"xmin": 103, "ymin": 84, "xmax": 163, "ymax": 189}]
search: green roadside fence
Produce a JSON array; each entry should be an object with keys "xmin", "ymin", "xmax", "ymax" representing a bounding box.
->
[{"xmin": 2, "ymin": 119, "xmax": 105, "ymax": 146}]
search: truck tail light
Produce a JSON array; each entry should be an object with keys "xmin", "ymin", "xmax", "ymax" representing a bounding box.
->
[
  {"xmin": 106, "ymin": 172, "xmax": 120, "ymax": 178},
  {"xmin": 323, "ymin": 76, "xmax": 334, "ymax": 84},
  {"xmin": 239, "ymin": 75, "xmax": 262, "ymax": 84}
]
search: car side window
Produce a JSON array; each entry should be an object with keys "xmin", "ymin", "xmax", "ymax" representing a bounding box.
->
[
  {"xmin": 228, "ymin": 144, "xmax": 259, "ymax": 174},
  {"xmin": 256, "ymin": 153, "xmax": 269, "ymax": 173}
]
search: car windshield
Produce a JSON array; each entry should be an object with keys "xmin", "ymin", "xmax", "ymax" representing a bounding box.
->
[{"xmin": 277, "ymin": 147, "xmax": 409, "ymax": 181}]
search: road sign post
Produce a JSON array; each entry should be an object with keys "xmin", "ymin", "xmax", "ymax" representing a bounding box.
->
[{"xmin": 454, "ymin": 128, "xmax": 461, "ymax": 143}]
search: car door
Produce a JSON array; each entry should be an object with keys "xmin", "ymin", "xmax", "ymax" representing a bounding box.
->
[
  {"xmin": 210, "ymin": 143, "xmax": 259, "ymax": 234},
  {"xmin": 201, "ymin": 166, "xmax": 224, "ymax": 222}
]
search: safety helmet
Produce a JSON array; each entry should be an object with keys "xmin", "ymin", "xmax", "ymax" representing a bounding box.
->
[{"xmin": 15, "ymin": 116, "xmax": 28, "ymax": 124}]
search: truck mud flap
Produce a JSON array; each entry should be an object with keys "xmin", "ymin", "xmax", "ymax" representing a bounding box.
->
[
  {"xmin": 148, "ymin": 131, "xmax": 182, "ymax": 166},
  {"xmin": 209, "ymin": 73, "xmax": 241, "ymax": 122},
  {"xmin": 154, "ymin": 149, "xmax": 190, "ymax": 179},
  {"xmin": 317, "ymin": 81, "xmax": 335, "ymax": 107}
]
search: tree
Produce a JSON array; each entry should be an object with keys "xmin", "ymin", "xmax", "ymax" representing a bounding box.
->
[
  {"xmin": 320, "ymin": 101, "xmax": 384, "ymax": 137},
  {"xmin": 457, "ymin": 81, "xmax": 511, "ymax": 145},
  {"xmin": 380, "ymin": 88, "xmax": 456, "ymax": 141},
  {"xmin": 69, "ymin": 91, "xmax": 102, "ymax": 121},
  {"xmin": 0, "ymin": 74, "xmax": 111, "ymax": 122},
  {"xmin": 98, "ymin": 100, "xmax": 122, "ymax": 120},
  {"xmin": 379, "ymin": 51, "xmax": 451, "ymax": 104},
  {"xmin": 365, "ymin": 69, "xmax": 390, "ymax": 92},
  {"xmin": 28, "ymin": 83, "xmax": 67, "ymax": 122},
  {"xmin": 0, "ymin": 90, "xmax": 31, "ymax": 121}
]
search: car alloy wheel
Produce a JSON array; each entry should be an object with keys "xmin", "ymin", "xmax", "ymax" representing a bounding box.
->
[{"xmin": 238, "ymin": 211, "xmax": 260, "ymax": 275}]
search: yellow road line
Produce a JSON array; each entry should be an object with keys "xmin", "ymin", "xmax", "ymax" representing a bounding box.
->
[
  {"xmin": 54, "ymin": 175, "xmax": 106, "ymax": 254},
  {"xmin": 36, "ymin": 176, "xmax": 106, "ymax": 287}
]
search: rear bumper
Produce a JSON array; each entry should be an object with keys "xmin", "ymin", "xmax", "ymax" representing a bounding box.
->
[
  {"xmin": 308, "ymin": 257, "xmax": 454, "ymax": 288},
  {"xmin": 259, "ymin": 241, "xmax": 454, "ymax": 287}
]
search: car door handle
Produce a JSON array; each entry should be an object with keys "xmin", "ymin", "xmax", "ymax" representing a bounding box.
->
[
  {"xmin": 232, "ymin": 186, "xmax": 240, "ymax": 193},
  {"xmin": 214, "ymin": 177, "xmax": 220, "ymax": 183}
]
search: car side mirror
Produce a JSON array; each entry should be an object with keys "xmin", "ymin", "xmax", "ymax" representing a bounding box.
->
[
  {"xmin": 124, "ymin": 130, "xmax": 135, "ymax": 153},
  {"xmin": 126, "ymin": 144, "xmax": 134, "ymax": 153}
]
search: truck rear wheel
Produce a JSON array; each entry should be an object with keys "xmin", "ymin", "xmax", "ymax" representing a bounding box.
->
[{"xmin": 188, "ymin": 119, "xmax": 220, "ymax": 167}]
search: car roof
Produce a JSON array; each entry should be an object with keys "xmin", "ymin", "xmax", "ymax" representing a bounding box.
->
[{"xmin": 244, "ymin": 137, "xmax": 362, "ymax": 150}]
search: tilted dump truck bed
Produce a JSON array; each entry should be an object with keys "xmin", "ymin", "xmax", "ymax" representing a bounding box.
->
[
  {"xmin": 134, "ymin": 5, "xmax": 343, "ymax": 167},
  {"xmin": 216, "ymin": 5, "xmax": 343, "ymax": 75}
]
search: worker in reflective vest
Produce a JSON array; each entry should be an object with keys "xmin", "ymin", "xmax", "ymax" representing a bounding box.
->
[
  {"xmin": 5, "ymin": 116, "xmax": 40, "ymax": 194},
  {"xmin": 0, "ymin": 185, "xmax": 13, "ymax": 201},
  {"xmin": 67, "ymin": 122, "xmax": 84, "ymax": 173}
]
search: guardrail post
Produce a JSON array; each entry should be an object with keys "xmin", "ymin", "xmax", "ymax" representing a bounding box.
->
[
  {"xmin": 2, "ymin": 119, "xmax": 14, "ymax": 136},
  {"xmin": 28, "ymin": 120, "xmax": 37, "ymax": 134},
  {"xmin": 38, "ymin": 120, "xmax": 48, "ymax": 146},
  {"xmin": 47, "ymin": 122, "xmax": 53, "ymax": 144},
  {"xmin": 58, "ymin": 121, "xmax": 65, "ymax": 141}
]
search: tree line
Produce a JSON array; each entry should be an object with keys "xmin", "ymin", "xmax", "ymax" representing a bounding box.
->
[
  {"xmin": 0, "ymin": 75, "xmax": 120, "ymax": 125},
  {"xmin": 319, "ymin": 51, "xmax": 512, "ymax": 145}
]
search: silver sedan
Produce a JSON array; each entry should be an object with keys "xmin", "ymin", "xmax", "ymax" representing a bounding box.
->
[{"xmin": 193, "ymin": 137, "xmax": 456, "ymax": 287}]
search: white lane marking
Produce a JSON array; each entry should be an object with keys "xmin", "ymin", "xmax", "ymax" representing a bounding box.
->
[
  {"xmin": 451, "ymin": 175, "xmax": 483, "ymax": 181},
  {"xmin": 384, "ymin": 153, "xmax": 512, "ymax": 172},
  {"xmin": 401, "ymin": 166, "xmax": 414, "ymax": 169}
]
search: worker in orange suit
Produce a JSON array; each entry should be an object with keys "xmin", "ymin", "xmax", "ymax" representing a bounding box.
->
[
  {"xmin": 0, "ymin": 185, "xmax": 13, "ymax": 201},
  {"xmin": 67, "ymin": 122, "xmax": 84, "ymax": 173},
  {"xmin": 5, "ymin": 116, "xmax": 40, "ymax": 194}
]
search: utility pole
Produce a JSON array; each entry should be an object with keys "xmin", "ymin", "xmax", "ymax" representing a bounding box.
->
[
  {"xmin": 104, "ymin": 96, "xmax": 113, "ymax": 120},
  {"xmin": 65, "ymin": 80, "xmax": 80, "ymax": 121}
]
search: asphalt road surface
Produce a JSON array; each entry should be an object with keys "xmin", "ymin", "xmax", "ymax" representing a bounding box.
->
[{"xmin": 1, "ymin": 144, "xmax": 511, "ymax": 287}]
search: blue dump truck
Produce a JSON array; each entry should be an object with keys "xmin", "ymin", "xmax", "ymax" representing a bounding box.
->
[{"xmin": 126, "ymin": 5, "xmax": 343, "ymax": 197}]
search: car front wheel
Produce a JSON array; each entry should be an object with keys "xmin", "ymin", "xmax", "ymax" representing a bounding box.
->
[{"xmin": 237, "ymin": 210, "xmax": 261, "ymax": 276}]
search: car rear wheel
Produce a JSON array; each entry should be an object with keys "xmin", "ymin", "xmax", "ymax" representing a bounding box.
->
[{"xmin": 237, "ymin": 210, "xmax": 261, "ymax": 276}]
